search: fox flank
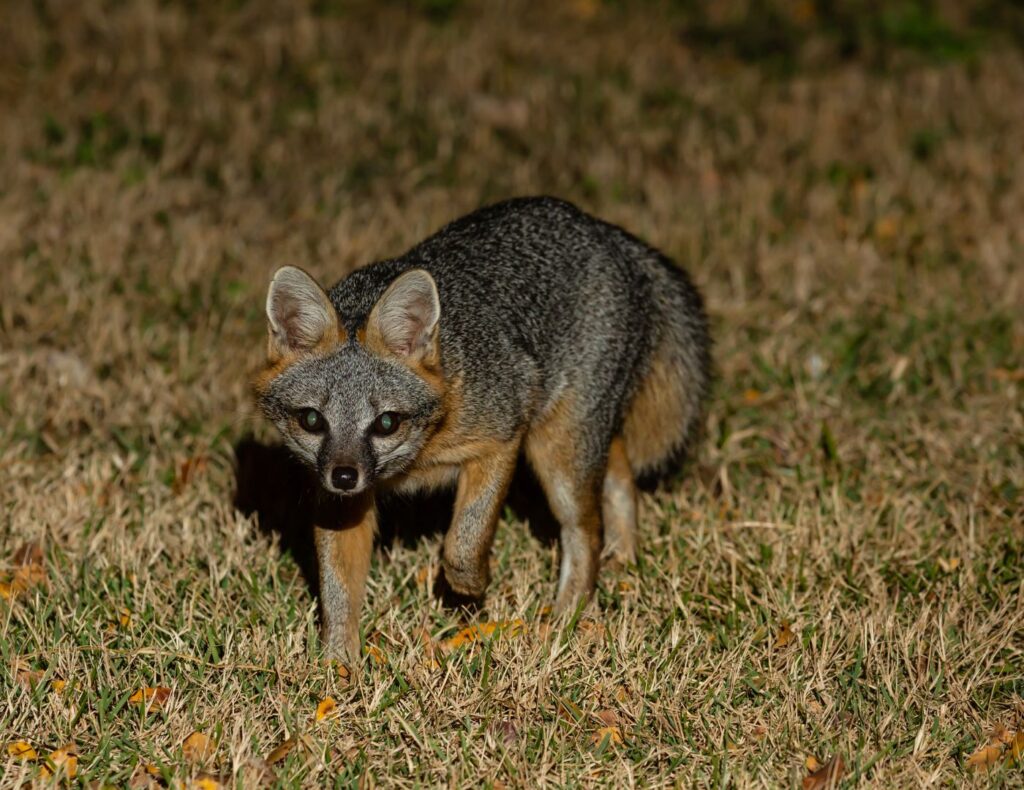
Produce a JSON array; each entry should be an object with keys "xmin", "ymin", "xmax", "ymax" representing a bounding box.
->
[{"xmin": 254, "ymin": 197, "xmax": 711, "ymax": 663}]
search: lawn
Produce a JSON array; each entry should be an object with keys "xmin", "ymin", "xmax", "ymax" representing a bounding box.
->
[{"xmin": 1, "ymin": 0, "xmax": 1022, "ymax": 786}]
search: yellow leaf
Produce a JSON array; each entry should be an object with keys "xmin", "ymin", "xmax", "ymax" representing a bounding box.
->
[
  {"xmin": 119, "ymin": 607, "xmax": 133, "ymax": 628},
  {"xmin": 874, "ymin": 215, "xmax": 899, "ymax": 241},
  {"xmin": 937, "ymin": 557, "xmax": 960, "ymax": 573},
  {"xmin": 45, "ymin": 745, "xmax": 78, "ymax": 778},
  {"xmin": 1006, "ymin": 732, "xmax": 1024, "ymax": 766},
  {"xmin": 967, "ymin": 741, "xmax": 1005, "ymax": 770},
  {"xmin": 265, "ymin": 737, "xmax": 296, "ymax": 765},
  {"xmin": 182, "ymin": 731, "xmax": 215, "ymax": 762},
  {"xmin": 592, "ymin": 726, "xmax": 623, "ymax": 746},
  {"xmin": 335, "ymin": 663, "xmax": 351, "ymax": 682},
  {"xmin": 365, "ymin": 644, "xmax": 387, "ymax": 666},
  {"xmin": 129, "ymin": 686, "xmax": 171, "ymax": 711},
  {"xmin": 440, "ymin": 619, "xmax": 525, "ymax": 653},
  {"xmin": 774, "ymin": 621, "xmax": 796, "ymax": 649},
  {"xmin": 613, "ymin": 685, "xmax": 629, "ymax": 704},
  {"xmin": 190, "ymin": 775, "xmax": 222, "ymax": 790},
  {"xmin": 595, "ymin": 709, "xmax": 618, "ymax": 727},
  {"xmin": 7, "ymin": 741, "xmax": 37, "ymax": 760},
  {"xmin": 51, "ymin": 679, "xmax": 67, "ymax": 694},
  {"xmin": 0, "ymin": 581, "xmax": 14, "ymax": 600},
  {"xmin": 743, "ymin": 388, "xmax": 762, "ymax": 404},
  {"xmin": 803, "ymin": 755, "xmax": 845, "ymax": 789},
  {"xmin": 804, "ymin": 756, "xmax": 821, "ymax": 772},
  {"xmin": 315, "ymin": 697, "xmax": 339, "ymax": 723}
]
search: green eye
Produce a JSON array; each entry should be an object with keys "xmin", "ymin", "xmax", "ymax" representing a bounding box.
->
[
  {"xmin": 373, "ymin": 412, "xmax": 401, "ymax": 436},
  {"xmin": 298, "ymin": 408, "xmax": 326, "ymax": 433}
]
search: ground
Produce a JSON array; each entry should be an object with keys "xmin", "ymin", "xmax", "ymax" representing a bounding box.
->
[{"xmin": 1, "ymin": 0, "xmax": 1022, "ymax": 787}]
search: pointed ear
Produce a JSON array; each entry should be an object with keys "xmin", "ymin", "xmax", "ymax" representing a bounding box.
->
[
  {"xmin": 365, "ymin": 269, "xmax": 440, "ymax": 360},
  {"xmin": 265, "ymin": 266, "xmax": 338, "ymax": 358}
]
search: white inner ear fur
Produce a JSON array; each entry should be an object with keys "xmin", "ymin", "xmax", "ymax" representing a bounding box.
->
[
  {"xmin": 266, "ymin": 266, "xmax": 336, "ymax": 352},
  {"xmin": 370, "ymin": 269, "xmax": 440, "ymax": 357}
]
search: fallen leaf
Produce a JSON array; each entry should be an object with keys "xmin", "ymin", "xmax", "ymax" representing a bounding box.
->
[
  {"xmin": 1, "ymin": 543, "xmax": 48, "ymax": 600},
  {"xmin": 335, "ymin": 662, "xmax": 351, "ymax": 682},
  {"xmin": 743, "ymin": 388, "xmax": 762, "ymax": 404},
  {"xmin": 365, "ymin": 644, "xmax": 387, "ymax": 666},
  {"xmin": 129, "ymin": 686, "xmax": 171, "ymax": 711},
  {"xmin": 774, "ymin": 621, "xmax": 796, "ymax": 649},
  {"xmin": 803, "ymin": 755, "xmax": 845, "ymax": 789},
  {"xmin": 51, "ymin": 679, "xmax": 66, "ymax": 694},
  {"xmin": 936, "ymin": 557, "xmax": 960, "ymax": 573},
  {"xmin": 12, "ymin": 542, "xmax": 43, "ymax": 566},
  {"xmin": 592, "ymin": 726, "xmax": 623, "ymax": 746},
  {"xmin": 190, "ymin": 775, "xmax": 222, "ymax": 790},
  {"xmin": 43, "ymin": 744, "xmax": 78, "ymax": 778},
  {"xmin": 992, "ymin": 368, "xmax": 1024, "ymax": 382},
  {"xmin": 118, "ymin": 607, "xmax": 133, "ymax": 628},
  {"xmin": 182, "ymin": 731, "xmax": 215, "ymax": 762},
  {"xmin": 594, "ymin": 709, "xmax": 618, "ymax": 727},
  {"xmin": 874, "ymin": 215, "xmax": 899, "ymax": 241},
  {"xmin": 15, "ymin": 667, "xmax": 44, "ymax": 689},
  {"xmin": 315, "ymin": 697, "xmax": 339, "ymax": 723},
  {"xmin": 805, "ymin": 756, "xmax": 821, "ymax": 772},
  {"xmin": 439, "ymin": 619, "xmax": 525, "ymax": 653},
  {"xmin": 265, "ymin": 737, "xmax": 296, "ymax": 765},
  {"xmin": 8, "ymin": 741, "xmax": 37, "ymax": 760},
  {"xmin": 614, "ymin": 685, "xmax": 629, "ymax": 704},
  {"xmin": 751, "ymin": 724, "xmax": 768, "ymax": 740},
  {"xmin": 967, "ymin": 739, "xmax": 1006, "ymax": 771},
  {"xmin": 1006, "ymin": 732, "xmax": 1024, "ymax": 766}
]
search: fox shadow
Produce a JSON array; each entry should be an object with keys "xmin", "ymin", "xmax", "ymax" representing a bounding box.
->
[{"xmin": 232, "ymin": 437, "xmax": 560, "ymax": 601}]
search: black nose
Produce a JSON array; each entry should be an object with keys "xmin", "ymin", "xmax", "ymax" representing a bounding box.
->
[{"xmin": 331, "ymin": 466, "xmax": 359, "ymax": 491}]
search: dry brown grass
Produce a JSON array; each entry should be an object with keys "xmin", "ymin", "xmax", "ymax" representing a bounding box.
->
[{"xmin": 1, "ymin": 0, "xmax": 1022, "ymax": 786}]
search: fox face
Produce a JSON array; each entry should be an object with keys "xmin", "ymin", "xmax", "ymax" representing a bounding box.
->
[{"xmin": 255, "ymin": 266, "xmax": 444, "ymax": 496}]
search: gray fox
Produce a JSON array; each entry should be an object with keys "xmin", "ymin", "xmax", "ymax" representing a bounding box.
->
[{"xmin": 255, "ymin": 197, "xmax": 711, "ymax": 663}]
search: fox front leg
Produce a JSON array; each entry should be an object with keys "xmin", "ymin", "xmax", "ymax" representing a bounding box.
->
[
  {"xmin": 441, "ymin": 443, "xmax": 520, "ymax": 599},
  {"xmin": 313, "ymin": 492, "xmax": 376, "ymax": 665}
]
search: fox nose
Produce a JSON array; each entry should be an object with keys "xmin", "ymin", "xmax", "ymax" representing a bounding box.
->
[{"xmin": 331, "ymin": 466, "xmax": 359, "ymax": 491}]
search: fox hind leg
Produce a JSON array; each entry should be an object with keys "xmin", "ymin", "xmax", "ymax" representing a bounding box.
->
[
  {"xmin": 525, "ymin": 396, "xmax": 604, "ymax": 613},
  {"xmin": 602, "ymin": 436, "xmax": 637, "ymax": 565}
]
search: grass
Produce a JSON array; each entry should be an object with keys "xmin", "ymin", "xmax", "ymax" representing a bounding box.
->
[{"xmin": 1, "ymin": 0, "xmax": 1022, "ymax": 786}]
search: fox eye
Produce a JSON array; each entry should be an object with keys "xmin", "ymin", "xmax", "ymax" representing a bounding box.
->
[
  {"xmin": 372, "ymin": 412, "xmax": 402, "ymax": 436},
  {"xmin": 297, "ymin": 408, "xmax": 326, "ymax": 433}
]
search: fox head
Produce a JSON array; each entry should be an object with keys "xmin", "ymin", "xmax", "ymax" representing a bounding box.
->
[{"xmin": 255, "ymin": 266, "xmax": 444, "ymax": 496}]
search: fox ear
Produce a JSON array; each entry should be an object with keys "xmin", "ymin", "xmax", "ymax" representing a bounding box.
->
[
  {"xmin": 366, "ymin": 269, "xmax": 440, "ymax": 361},
  {"xmin": 265, "ymin": 266, "xmax": 338, "ymax": 358}
]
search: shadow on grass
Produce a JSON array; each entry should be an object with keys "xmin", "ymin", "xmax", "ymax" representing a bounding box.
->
[{"xmin": 232, "ymin": 437, "xmax": 561, "ymax": 605}]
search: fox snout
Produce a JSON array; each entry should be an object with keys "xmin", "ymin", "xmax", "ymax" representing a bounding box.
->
[{"xmin": 319, "ymin": 444, "xmax": 374, "ymax": 496}]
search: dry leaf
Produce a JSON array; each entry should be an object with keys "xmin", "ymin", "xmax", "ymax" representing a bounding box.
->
[
  {"xmin": 592, "ymin": 726, "xmax": 623, "ymax": 746},
  {"xmin": 7, "ymin": 741, "xmax": 37, "ymax": 760},
  {"xmin": 937, "ymin": 557, "xmax": 960, "ymax": 573},
  {"xmin": 265, "ymin": 737, "xmax": 296, "ymax": 765},
  {"xmin": 595, "ymin": 709, "xmax": 618, "ymax": 727},
  {"xmin": 315, "ymin": 697, "xmax": 339, "ymax": 723},
  {"xmin": 803, "ymin": 755, "xmax": 845, "ymax": 789},
  {"xmin": 182, "ymin": 731, "xmax": 215, "ymax": 762},
  {"xmin": 752, "ymin": 724, "xmax": 768, "ymax": 740},
  {"xmin": 365, "ymin": 644, "xmax": 387, "ymax": 666},
  {"xmin": 992, "ymin": 368, "xmax": 1024, "ymax": 382},
  {"xmin": 129, "ymin": 686, "xmax": 171, "ymax": 711},
  {"xmin": 51, "ymin": 679, "xmax": 67, "ymax": 694},
  {"xmin": 16, "ymin": 667, "xmax": 44, "ymax": 689},
  {"xmin": 190, "ymin": 775, "xmax": 222, "ymax": 790},
  {"xmin": 335, "ymin": 663, "xmax": 351, "ymax": 682},
  {"xmin": 614, "ymin": 685, "xmax": 629, "ymax": 704},
  {"xmin": 743, "ymin": 388, "xmax": 762, "ymax": 404},
  {"xmin": 805, "ymin": 756, "xmax": 821, "ymax": 772},
  {"xmin": 44, "ymin": 744, "xmax": 78, "ymax": 778},
  {"xmin": 967, "ymin": 741, "xmax": 1006, "ymax": 770},
  {"xmin": 439, "ymin": 619, "xmax": 525, "ymax": 653},
  {"xmin": 118, "ymin": 607, "xmax": 133, "ymax": 628},
  {"xmin": 1006, "ymin": 732, "xmax": 1024, "ymax": 766},
  {"xmin": 2, "ymin": 543, "xmax": 48, "ymax": 600},
  {"xmin": 774, "ymin": 621, "xmax": 796, "ymax": 649}
]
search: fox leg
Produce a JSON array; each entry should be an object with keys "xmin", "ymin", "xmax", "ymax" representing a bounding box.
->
[
  {"xmin": 601, "ymin": 436, "xmax": 637, "ymax": 565},
  {"xmin": 525, "ymin": 398, "xmax": 604, "ymax": 613},
  {"xmin": 314, "ymin": 491, "xmax": 376, "ymax": 664},
  {"xmin": 442, "ymin": 441, "xmax": 520, "ymax": 598}
]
